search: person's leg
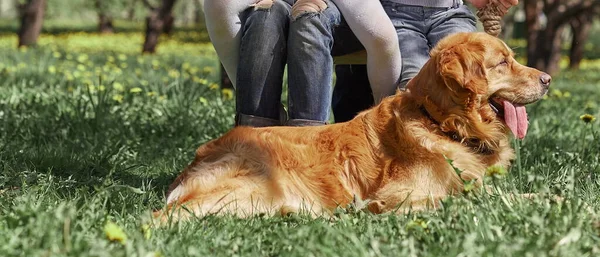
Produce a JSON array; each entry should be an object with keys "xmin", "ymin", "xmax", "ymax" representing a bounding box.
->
[
  {"xmin": 332, "ymin": 65, "xmax": 373, "ymax": 123},
  {"xmin": 286, "ymin": 0, "xmax": 342, "ymax": 126},
  {"xmin": 235, "ymin": 0, "xmax": 293, "ymax": 127},
  {"xmin": 333, "ymin": 0, "xmax": 402, "ymax": 103},
  {"xmin": 329, "ymin": 15, "xmax": 372, "ymax": 124},
  {"xmin": 381, "ymin": 1, "xmax": 431, "ymax": 88},
  {"xmin": 426, "ymin": 4, "xmax": 477, "ymax": 47},
  {"xmin": 204, "ymin": 0, "xmax": 260, "ymax": 88}
]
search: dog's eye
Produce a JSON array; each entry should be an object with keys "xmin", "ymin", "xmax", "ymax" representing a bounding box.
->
[{"xmin": 497, "ymin": 59, "xmax": 508, "ymax": 66}]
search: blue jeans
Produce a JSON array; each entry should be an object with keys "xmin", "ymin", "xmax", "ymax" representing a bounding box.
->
[
  {"xmin": 332, "ymin": 2, "xmax": 477, "ymax": 122},
  {"xmin": 382, "ymin": 1, "xmax": 477, "ymax": 87},
  {"xmin": 236, "ymin": 0, "xmax": 358, "ymax": 126}
]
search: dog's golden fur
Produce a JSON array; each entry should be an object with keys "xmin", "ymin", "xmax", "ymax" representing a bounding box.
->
[{"xmin": 155, "ymin": 32, "xmax": 550, "ymax": 221}]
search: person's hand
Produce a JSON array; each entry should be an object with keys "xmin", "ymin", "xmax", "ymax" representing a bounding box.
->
[
  {"xmin": 469, "ymin": 0, "xmax": 518, "ymax": 14},
  {"xmin": 473, "ymin": 0, "xmax": 518, "ymax": 37}
]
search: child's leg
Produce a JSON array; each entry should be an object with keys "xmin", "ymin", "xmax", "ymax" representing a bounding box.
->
[
  {"xmin": 332, "ymin": 0, "xmax": 402, "ymax": 103},
  {"xmin": 203, "ymin": 0, "xmax": 259, "ymax": 88}
]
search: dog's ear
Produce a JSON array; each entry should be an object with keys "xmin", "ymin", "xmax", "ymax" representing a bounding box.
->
[{"xmin": 438, "ymin": 44, "xmax": 486, "ymax": 95}]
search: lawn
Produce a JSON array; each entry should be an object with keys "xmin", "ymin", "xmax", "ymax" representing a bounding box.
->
[{"xmin": 0, "ymin": 29, "xmax": 599, "ymax": 257}]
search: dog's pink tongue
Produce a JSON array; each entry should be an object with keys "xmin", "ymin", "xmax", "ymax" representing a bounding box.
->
[{"xmin": 502, "ymin": 100, "xmax": 528, "ymax": 139}]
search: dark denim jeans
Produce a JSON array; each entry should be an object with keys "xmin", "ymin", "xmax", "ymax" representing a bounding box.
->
[
  {"xmin": 236, "ymin": 0, "xmax": 362, "ymax": 127},
  {"xmin": 333, "ymin": 1, "xmax": 477, "ymax": 122}
]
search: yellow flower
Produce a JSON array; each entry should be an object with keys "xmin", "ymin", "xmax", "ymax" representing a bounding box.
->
[
  {"xmin": 77, "ymin": 64, "xmax": 86, "ymax": 71},
  {"xmin": 130, "ymin": 87, "xmax": 142, "ymax": 93},
  {"xmin": 146, "ymin": 91, "xmax": 157, "ymax": 97},
  {"xmin": 209, "ymin": 83, "xmax": 219, "ymax": 90},
  {"xmin": 580, "ymin": 114, "xmax": 596, "ymax": 123},
  {"xmin": 104, "ymin": 221, "xmax": 127, "ymax": 245},
  {"xmin": 485, "ymin": 165, "xmax": 507, "ymax": 177},
  {"xmin": 77, "ymin": 54, "xmax": 88, "ymax": 63},
  {"xmin": 222, "ymin": 88, "xmax": 234, "ymax": 100},
  {"xmin": 113, "ymin": 82, "xmax": 124, "ymax": 92},
  {"xmin": 53, "ymin": 52, "xmax": 62, "ymax": 58},
  {"xmin": 168, "ymin": 69, "xmax": 180, "ymax": 78},
  {"xmin": 141, "ymin": 224, "xmax": 152, "ymax": 240},
  {"xmin": 48, "ymin": 66, "xmax": 56, "ymax": 74},
  {"xmin": 182, "ymin": 62, "xmax": 190, "ymax": 70},
  {"xmin": 98, "ymin": 85, "xmax": 106, "ymax": 91},
  {"xmin": 107, "ymin": 56, "xmax": 115, "ymax": 62},
  {"xmin": 118, "ymin": 54, "xmax": 127, "ymax": 61},
  {"xmin": 199, "ymin": 97, "xmax": 208, "ymax": 105},
  {"xmin": 112, "ymin": 94, "xmax": 124, "ymax": 103}
]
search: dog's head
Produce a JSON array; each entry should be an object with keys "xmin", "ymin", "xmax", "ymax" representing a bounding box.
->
[{"xmin": 407, "ymin": 32, "xmax": 550, "ymax": 147}]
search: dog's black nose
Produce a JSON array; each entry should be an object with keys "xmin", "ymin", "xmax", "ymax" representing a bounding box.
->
[{"xmin": 540, "ymin": 73, "xmax": 552, "ymax": 88}]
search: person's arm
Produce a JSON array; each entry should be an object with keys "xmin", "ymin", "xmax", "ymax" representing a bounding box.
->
[
  {"xmin": 332, "ymin": 0, "xmax": 402, "ymax": 103},
  {"xmin": 467, "ymin": 0, "xmax": 518, "ymax": 14}
]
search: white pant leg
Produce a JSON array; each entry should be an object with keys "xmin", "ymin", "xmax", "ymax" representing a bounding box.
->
[
  {"xmin": 332, "ymin": 0, "xmax": 402, "ymax": 103},
  {"xmin": 204, "ymin": 0, "xmax": 259, "ymax": 88}
]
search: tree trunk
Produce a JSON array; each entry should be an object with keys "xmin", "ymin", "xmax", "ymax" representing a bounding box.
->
[
  {"xmin": 220, "ymin": 64, "xmax": 234, "ymax": 89},
  {"xmin": 142, "ymin": 0, "xmax": 178, "ymax": 53},
  {"xmin": 524, "ymin": 0, "xmax": 542, "ymax": 69},
  {"xmin": 568, "ymin": 12, "xmax": 594, "ymax": 69},
  {"xmin": 18, "ymin": 0, "xmax": 46, "ymax": 47},
  {"xmin": 98, "ymin": 13, "xmax": 114, "ymax": 34},
  {"xmin": 127, "ymin": 0, "xmax": 138, "ymax": 21},
  {"xmin": 94, "ymin": 0, "xmax": 113, "ymax": 33},
  {"xmin": 523, "ymin": 0, "xmax": 600, "ymax": 75}
]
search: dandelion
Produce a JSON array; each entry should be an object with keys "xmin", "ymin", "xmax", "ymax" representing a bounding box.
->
[
  {"xmin": 53, "ymin": 52, "xmax": 62, "ymax": 58},
  {"xmin": 580, "ymin": 114, "xmax": 596, "ymax": 123},
  {"xmin": 112, "ymin": 94, "xmax": 124, "ymax": 103},
  {"xmin": 168, "ymin": 69, "xmax": 180, "ymax": 78},
  {"xmin": 485, "ymin": 165, "xmax": 507, "ymax": 177},
  {"xmin": 199, "ymin": 96, "xmax": 208, "ymax": 105},
  {"xmin": 146, "ymin": 91, "xmax": 157, "ymax": 97},
  {"xmin": 130, "ymin": 87, "xmax": 142, "ymax": 93},
  {"xmin": 48, "ymin": 66, "xmax": 56, "ymax": 74},
  {"xmin": 182, "ymin": 62, "xmax": 191, "ymax": 70},
  {"xmin": 118, "ymin": 54, "xmax": 127, "ymax": 61},
  {"xmin": 222, "ymin": 88, "xmax": 234, "ymax": 100},
  {"xmin": 77, "ymin": 54, "xmax": 88, "ymax": 63},
  {"xmin": 104, "ymin": 221, "xmax": 127, "ymax": 245},
  {"xmin": 209, "ymin": 83, "xmax": 219, "ymax": 90},
  {"xmin": 98, "ymin": 85, "xmax": 106, "ymax": 91},
  {"xmin": 113, "ymin": 82, "xmax": 124, "ymax": 92}
]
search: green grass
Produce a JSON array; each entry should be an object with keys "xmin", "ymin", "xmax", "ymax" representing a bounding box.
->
[{"xmin": 1, "ymin": 30, "xmax": 600, "ymax": 256}]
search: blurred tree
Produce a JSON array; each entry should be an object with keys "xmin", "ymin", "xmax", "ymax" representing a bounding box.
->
[
  {"xmin": 127, "ymin": 0, "xmax": 139, "ymax": 21},
  {"xmin": 94, "ymin": 0, "xmax": 114, "ymax": 33},
  {"xmin": 142, "ymin": 0, "xmax": 177, "ymax": 53},
  {"xmin": 17, "ymin": 0, "xmax": 46, "ymax": 47},
  {"xmin": 524, "ymin": 0, "xmax": 600, "ymax": 75},
  {"xmin": 568, "ymin": 6, "xmax": 599, "ymax": 69}
]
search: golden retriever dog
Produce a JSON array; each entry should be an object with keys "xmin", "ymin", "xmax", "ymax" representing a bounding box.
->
[{"xmin": 155, "ymin": 32, "xmax": 551, "ymax": 221}]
